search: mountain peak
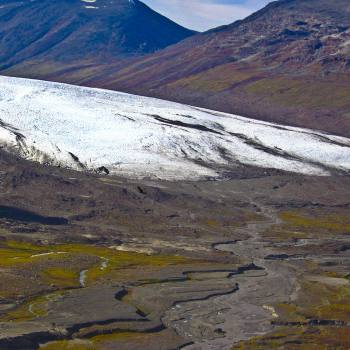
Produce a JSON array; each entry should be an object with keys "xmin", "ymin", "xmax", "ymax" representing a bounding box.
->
[{"xmin": 0, "ymin": 0, "xmax": 195, "ymax": 71}]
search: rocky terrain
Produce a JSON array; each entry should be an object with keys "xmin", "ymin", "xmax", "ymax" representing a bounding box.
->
[{"xmin": 0, "ymin": 150, "xmax": 350, "ymax": 349}]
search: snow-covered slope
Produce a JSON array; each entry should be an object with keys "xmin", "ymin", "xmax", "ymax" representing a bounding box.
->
[{"xmin": 0, "ymin": 76, "xmax": 349, "ymax": 179}]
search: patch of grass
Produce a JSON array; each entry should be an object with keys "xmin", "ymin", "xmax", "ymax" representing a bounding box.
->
[
  {"xmin": 40, "ymin": 339, "xmax": 94, "ymax": 350},
  {"xmin": 0, "ymin": 240, "xmax": 190, "ymax": 279},
  {"xmin": 233, "ymin": 276, "xmax": 350, "ymax": 349},
  {"xmin": 264, "ymin": 227, "xmax": 310, "ymax": 241},
  {"xmin": 274, "ymin": 303, "xmax": 306, "ymax": 323},
  {"xmin": 280, "ymin": 211, "xmax": 350, "ymax": 234},
  {"xmin": 263, "ymin": 210, "xmax": 350, "ymax": 242},
  {"xmin": 83, "ymin": 249, "xmax": 189, "ymax": 285},
  {"xmin": 41, "ymin": 268, "xmax": 80, "ymax": 289},
  {"xmin": 40, "ymin": 332, "xmax": 155, "ymax": 350},
  {"xmin": 0, "ymin": 248, "xmax": 33, "ymax": 266},
  {"xmin": 92, "ymin": 331, "xmax": 145, "ymax": 343},
  {"xmin": 0, "ymin": 240, "xmax": 47, "ymax": 267},
  {"xmin": 245, "ymin": 77, "xmax": 350, "ymax": 109},
  {"xmin": 206, "ymin": 219, "xmax": 220, "ymax": 227},
  {"xmin": 233, "ymin": 327, "xmax": 350, "ymax": 350},
  {"xmin": 50, "ymin": 243, "xmax": 190, "ymax": 285},
  {"xmin": 274, "ymin": 275, "xmax": 350, "ymax": 323},
  {"xmin": 0, "ymin": 240, "xmax": 194, "ymax": 323},
  {"xmin": 1, "ymin": 292, "xmax": 62, "ymax": 322},
  {"xmin": 299, "ymin": 281, "xmax": 350, "ymax": 321}
]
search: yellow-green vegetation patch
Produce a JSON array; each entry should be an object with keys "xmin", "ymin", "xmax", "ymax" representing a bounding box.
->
[
  {"xmin": 0, "ymin": 291, "xmax": 62, "ymax": 322},
  {"xmin": 81, "ymin": 247, "xmax": 190, "ymax": 285},
  {"xmin": 232, "ymin": 327, "xmax": 350, "ymax": 350},
  {"xmin": 0, "ymin": 240, "xmax": 193, "ymax": 287},
  {"xmin": 264, "ymin": 210, "xmax": 350, "ymax": 241},
  {"xmin": 92, "ymin": 331, "xmax": 147, "ymax": 343},
  {"xmin": 40, "ymin": 339, "xmax": 94, "ymax": 350},
  {"xmin": 298, "ymin": 280, "xmax": 350, "ymax": 321},
  {"xmin": 0, "ymin": 240, "xmax": 47, "ymax": 267},
  {"xmin": 263, "ymin": 226, "xmax": 310, "ymax": 241},
  {"xmin": 199, "ymin": 210, "xmax": 265, "ymax": 231},
  {"xmin": 40, "ymin": 332, "xmax": 156, "ymax": 350},
  {"xmin": 41, "ymin": 268, "xmax": 80, "ymax": 289},
  {"xmin": 233, "ymin": 270, "xmax": 350, "ymax": 349},
  {"xmin": 245, "ymin": 77, "xmax": 350, "ymax": 109},
  {"xmin": 0, "ymin": 240, "xmax": 76, "ymax": 267},
  {"xmin": 273, "ymin": 275, "xmax": 350, "ymax": 323},
  {"xmin": 280, "ymin": 211, "xmax": 350, "ymax": 234},
  {"xmin": 0, "ymin": 240, "xmax": 194, "ymax": 322},
  {"xmin": 206, "ymin": 219, "xmax": 220, "ymax": 227},
  {"xmin": 273, "ymin": 302, "xmax": 306, "ymax": 323}
]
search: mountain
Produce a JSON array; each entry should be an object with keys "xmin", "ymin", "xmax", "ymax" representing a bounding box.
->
[
  {"xmin": 0, "ymin": 0, "xmax": 194, "ymax": 77},
  {"xmin": 1, "ymin": 76, "xmax": 350, "ymax": 179},
  {"xmin": 37, "ymin": 0, "xmax": 350, "ymax": 137}
]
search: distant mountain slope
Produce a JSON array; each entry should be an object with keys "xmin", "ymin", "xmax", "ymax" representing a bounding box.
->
[
  {"xmin": 0, "ymin": 0, "xmax": 194, "ymax": 74},
  {"xmin": 0, "ymin": 76, "xmax": 350, "ymax": 180},
  {"xmin": 49, "ymin": 0, "xmax": 350, "ymax": 137}
]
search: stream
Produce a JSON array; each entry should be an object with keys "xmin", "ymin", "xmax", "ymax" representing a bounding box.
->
[
  {"xmin": 80, "ymin": 256, "xmax": 110, "ymax": 287},
  {"xmin": 168, "ymin": 201, "xmax": 297, "ymax": 350}
]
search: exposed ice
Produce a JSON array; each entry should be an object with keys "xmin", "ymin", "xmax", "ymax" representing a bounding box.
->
[{"xmin": 0, "ymin": 75, "xmax": 349, "ymax": 180}]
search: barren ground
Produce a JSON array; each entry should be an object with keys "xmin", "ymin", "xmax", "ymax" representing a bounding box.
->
[{"xmin": 0, "ymin": 151, "xmax": 350, "ymax": 349}]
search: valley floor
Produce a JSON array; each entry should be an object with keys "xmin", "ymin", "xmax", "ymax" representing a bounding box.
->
[{"xmin": 0, "ymin": 151, "xmax": 350, "ymax": 349}]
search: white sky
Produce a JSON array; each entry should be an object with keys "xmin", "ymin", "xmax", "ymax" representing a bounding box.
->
[{"xmin": 142, "ymin": 0, "xmax": 271, "ymax": 31}]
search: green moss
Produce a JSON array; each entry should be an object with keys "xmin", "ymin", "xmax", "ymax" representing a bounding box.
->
[
  {"xmin": 280, "ymin": 211, "xmax": 350, "ymax": 233},
  {"xmin": 301, "ymin": 281, "xmax": 350, "ymax": 321},
  {"xmin": 1, "ymin": 292, "xmax": 62, "ymax": 322},
  {"xmin": 40, "ymin": 332, "xmax": 157, "ymax": 349},
  {"xmin": 49, "ymin": 244, "xmax": 190, "ymax": 285},
  {"xmin": 92, "ymin": 331, "xmax": 145, "ymax": 343},
  {"xmin": 263, "ymin": 210, "xmax": 350, "ymax": 242},
  {"xmin": 0, "ymin": 240, "xmax": 195, "ymax": 325},
  {"xmin": 0, "ymin": 241, "xmax": 194, "ymax": 295},
  {"xmin": 41, "ymin": 268, "xmax": 80, "ymax": 289},
  {"xmin": 40, "ymin": 339, "xmax": 94, "ymax": 350},
  {"xmin": 0, "ymin": 240, "xmax": 190, "ymax": 274},
  {"xmin": 0, "ymin": 241, "xmax": 47, "ymax": 267},
  {"xmin": 232, "ymin": 327, "xmax": 350, "ymax": 350}
]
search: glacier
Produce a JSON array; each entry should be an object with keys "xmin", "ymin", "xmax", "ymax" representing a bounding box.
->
[{"xmin": 0, "ymin": 75, "xmax": 349, "ymax": 180}]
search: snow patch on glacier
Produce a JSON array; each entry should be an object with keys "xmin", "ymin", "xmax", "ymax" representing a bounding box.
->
[{"xmin": 0, "ymin": 75, "xmax": 349, "ymax": 180}]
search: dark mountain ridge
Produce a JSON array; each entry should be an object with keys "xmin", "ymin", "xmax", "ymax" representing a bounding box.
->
[{"xmin": 0, "ymin": 0, "xmax": 194, "ymax": 72}]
